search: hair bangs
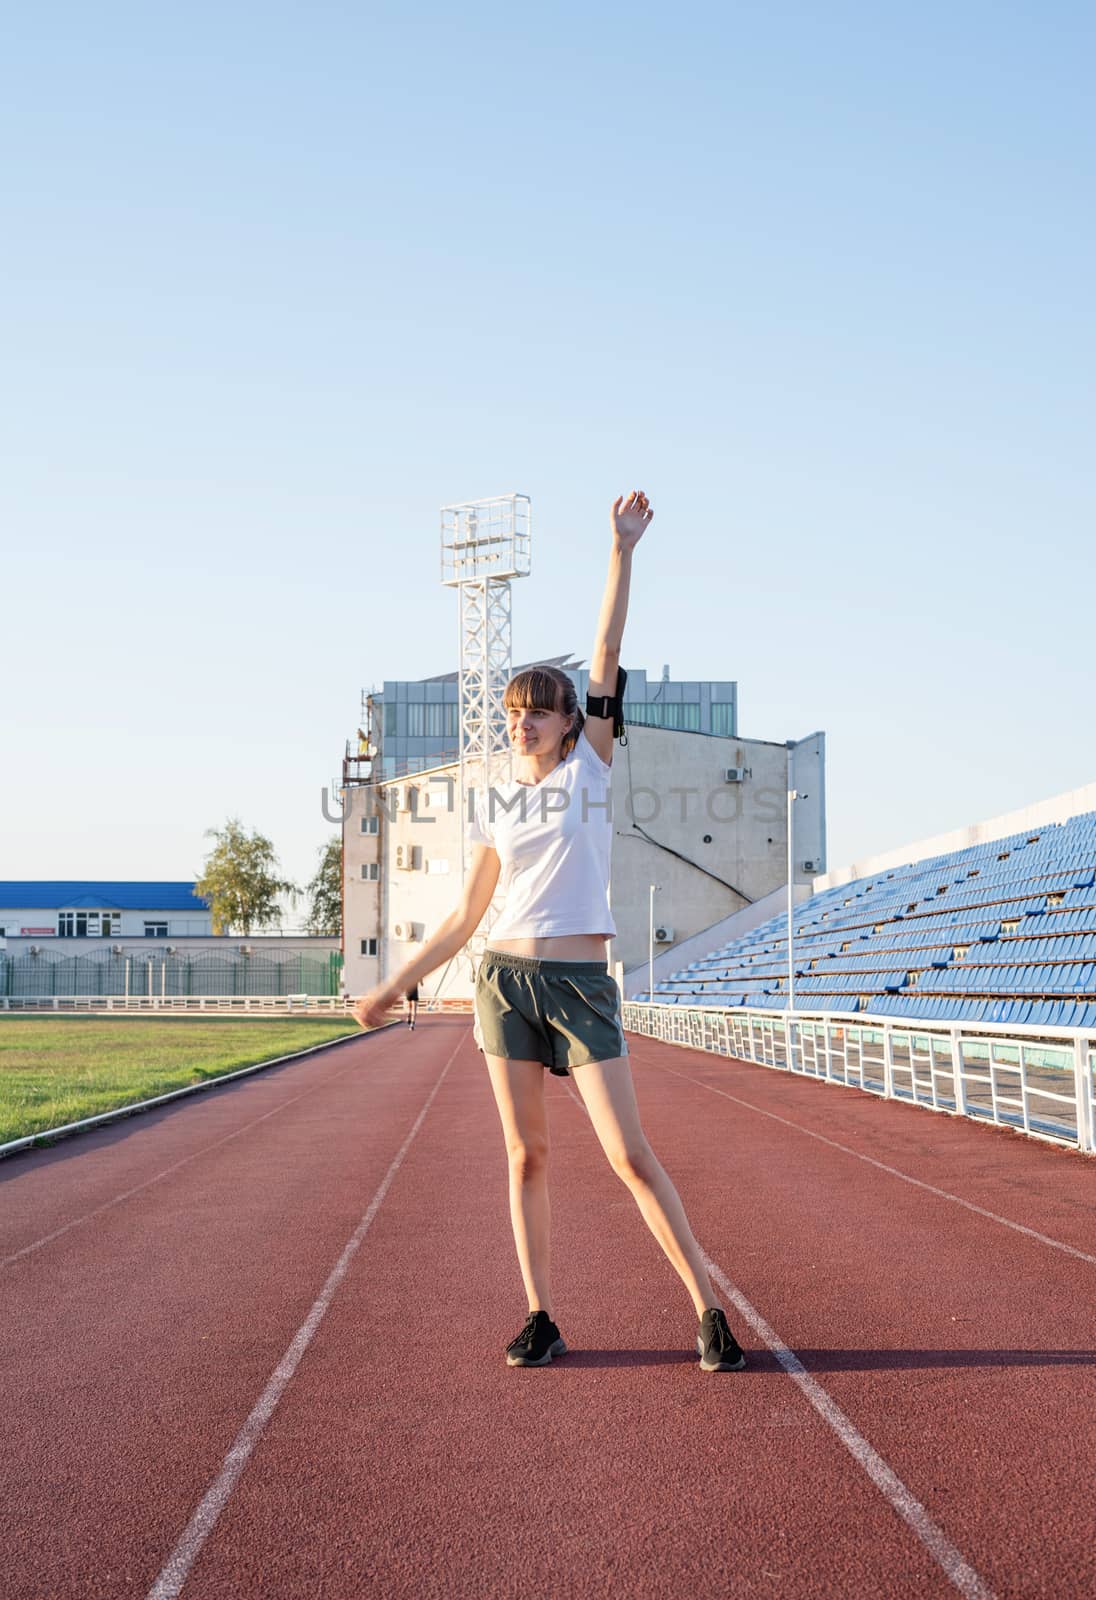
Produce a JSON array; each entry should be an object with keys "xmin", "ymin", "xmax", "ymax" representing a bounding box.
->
[{"xmin": 503, "ymin": 668, "xmax": 564, "ymax": 713}]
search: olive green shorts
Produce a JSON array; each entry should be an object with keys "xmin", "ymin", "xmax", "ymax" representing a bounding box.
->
[{"xmin": 473, "ymin": 950, "xmax": 629, "ymax": 1077}]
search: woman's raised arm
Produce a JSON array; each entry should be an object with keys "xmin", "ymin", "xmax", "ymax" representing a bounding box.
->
[{"xmin": 585, "ymin": 489, "xmax": 654, "ymax": 766}]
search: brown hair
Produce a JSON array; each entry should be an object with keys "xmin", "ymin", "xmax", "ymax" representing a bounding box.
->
[{"xmin": 503, "ymin": 665, "xmax": 584, "ymax": 758}]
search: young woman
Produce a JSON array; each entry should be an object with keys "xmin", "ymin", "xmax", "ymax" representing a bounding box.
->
[
  {"xmin": 404, "ymin": 982, "xmax": 419, "ymax": 1031},
  {"xmin": 354, "ymin": 491, "xmax": 746, "ymax": 1374}
]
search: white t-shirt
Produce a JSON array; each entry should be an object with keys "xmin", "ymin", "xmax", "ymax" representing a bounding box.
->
[{"xmin": 466, "ymin": 728, "xmax": 616, "ymax": 939}]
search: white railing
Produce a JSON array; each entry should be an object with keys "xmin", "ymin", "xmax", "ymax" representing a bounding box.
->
[
  {"xmin": 0, "ymin": 995, "xmax": 473, "ymax": 1016},
  {"xmin": 0, "ymin": 995, "xmax": 356, "ymax": 1015},
  {"xmin": 622, "ymin": 1003, "xmax": 1096, "ymax": 1154}
]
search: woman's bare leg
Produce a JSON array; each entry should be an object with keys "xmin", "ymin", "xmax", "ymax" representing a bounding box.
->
[
  {"xmin": 484, "ymin": 1055, "xmax": 554, "ymax": 1317},
  {"xmin": 571, "ymin": 1056, "xmax": 717, "ymax": 1317}
]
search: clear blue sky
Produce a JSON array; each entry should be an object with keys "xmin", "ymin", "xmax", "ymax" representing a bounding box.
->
[{"xmin": 3, "ymin": 1, "xmax": 1093, "ymax": 901}]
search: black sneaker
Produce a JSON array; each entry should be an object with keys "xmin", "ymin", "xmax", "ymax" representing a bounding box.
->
[
  {"xmin": 505, "ymin": 1310, "xmax": 567, "ymax": 1367},
  {"xmin": 697, "ymin": 1307, "xmax": 746, "ymax": 1372}
]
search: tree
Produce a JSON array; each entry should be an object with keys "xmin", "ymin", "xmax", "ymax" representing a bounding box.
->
[
  {"xmin": 306, "ymin": 838, "xmax": 342, "ymax": 936},
  {"xmin": 195, "ymin": 818, "xmax": 298, "ymax": 935}
]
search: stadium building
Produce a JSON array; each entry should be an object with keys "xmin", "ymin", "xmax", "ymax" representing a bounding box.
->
[
  {"xmin": 0, "ymin": 883, "xmax": 213, "ymax": 943},
  {"xmin": 633, "ymin": 782, "xmax": 1096, "ymax": 1029},
  {"xmin": 0, "ymin": 884, "xmax": 341, "ymax": 1002},
  {"xmin": 340, "ymin": 659, "xmax": 825, "ymax": 999},
  {"xmin": 352, "ymin": 657, "xmax": 740, "ymax": 780}
]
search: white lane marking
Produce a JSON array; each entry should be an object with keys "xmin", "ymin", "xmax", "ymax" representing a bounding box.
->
[
  {"xmin": 559, "ymin": 1064, "xmax": 996, "ymax": 1595},
  {"xmin": 145, "ymin": 1034, "xmax": 465, "ymax": 1600},
  {"xmin": 1, "ymin": 1049, "xmax": 370, "ymax": 1270},
  {"xmin": 656, "ymin": 1061, "xmax": 1096, "ymax": 1269},
  {"xmin": 705, "ymin": 1258, "xmax": 997, "ymax": 1600}
]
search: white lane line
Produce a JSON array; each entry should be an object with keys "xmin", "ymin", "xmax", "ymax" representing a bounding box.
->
[
  {"xmin": 655, "ymin": 1061, "xmax": 1096, "ymax": 1269},
  {"xmin": 2, "ymin": 1050, "xmax": 370, "ymax": 1270},
  {"xmin": 145, "ymin": 1033, "xmax": 465, "ymax": 1600},
  {"xmin": 560, "ymin": 1067, "xmax": 995, "ymax": 1595},
  {"xmin": 705, "ymin": 1257, "xmax": 996, "ymax": 1600}
]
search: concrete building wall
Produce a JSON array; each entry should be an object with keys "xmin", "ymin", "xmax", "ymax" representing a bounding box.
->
[
  {"xmin": 0, "ymin": 910, "xmax": 213, "ymax": 939},
  {"xmin": 607, "ymin": 726, "xmax": 823, "ymax": 970},
  {"xmin": 621, "ymin": 882, "xmax": 814, "ymax": 996},
  {"xmin": 341, "ymin": 725, "xmax": 826, "ymax": 998},
  {"xmin": 342, "ymin": 787, "xmax": 382, "ymax": 996}
]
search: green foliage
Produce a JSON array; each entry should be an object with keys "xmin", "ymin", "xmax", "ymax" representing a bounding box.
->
[
  {"xmin": 306, "ymin": 838, "xmax": 342, "ymax": 937},
  {"xmin": 195, "ymin": 817, "xmax": 298, "ymax": 935}
]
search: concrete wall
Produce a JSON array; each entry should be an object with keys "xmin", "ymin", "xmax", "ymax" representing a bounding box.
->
[
  {"xmin": 341, "ymin": 724, "xmax": 826, "ymax": 999},
  {"xmin": 621, "ymin": 882, "xmax": 814, "ymax": 997},
  {"xmin": 0, "ymin": 911, "xmax": 213, "ymax": 938},
  {"xmin": 342, "ymin": 788, "xmax": 382, "ymax": 995}
]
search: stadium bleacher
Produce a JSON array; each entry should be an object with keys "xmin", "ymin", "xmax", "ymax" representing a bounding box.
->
[{"xmin": 634, "ymin": 809, "xmax": 1096, "ymax": 1029}]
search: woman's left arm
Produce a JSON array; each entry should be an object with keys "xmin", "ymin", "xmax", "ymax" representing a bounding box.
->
[{"xmin": 585, "ymin": 489, "xmax": 654, "ymax": 765}]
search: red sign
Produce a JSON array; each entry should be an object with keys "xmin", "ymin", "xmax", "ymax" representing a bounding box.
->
[{"xmin": 20, "ymin": 927, "xmax": 56, "ymax": 936}]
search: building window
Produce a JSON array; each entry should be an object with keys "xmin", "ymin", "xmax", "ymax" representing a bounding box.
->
[
  {"xmin": 623, "ymin": 702, "xmax": 700, "ymax": 731},
  {"xmin": 360, "ymin": 938, "xmax": 378, "ymax": 957},
  {"xmin": 361, "ymin": 863, "xmax": 379, "ymax": 881},
  {"xmin": 395, "ymin": 702, "xmax": 458, "ymax": 741},
  {"xmin": 59, "ymin": 911, "xmax": 117, "ymax": 937},
  {"xmin": 710, "ymin": 702, "xmax": 735, "ymax": 736},
  {"xmin": 360, "ymin": 816, "xmax": 379, "ymax": 834},
  {"xmin": 384, "ymin": 702, "xmax": 398, "ymax": 738},
  {"xmin": 143, "ymin": 922, "xmax": 168, "ymax": 938}
]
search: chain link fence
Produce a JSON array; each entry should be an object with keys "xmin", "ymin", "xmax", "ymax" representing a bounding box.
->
[{"xmin": 0, "ymin": 948, "xmax": 344, "ymax": 999}]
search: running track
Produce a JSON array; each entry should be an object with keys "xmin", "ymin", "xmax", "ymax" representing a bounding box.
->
[{"xmin": 3, "ymin": 1018, "xmax": 1094, "ymax": 1599}]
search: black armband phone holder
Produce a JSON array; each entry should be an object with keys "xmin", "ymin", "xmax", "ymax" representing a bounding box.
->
[{"xmin": 585, "ymin": 666, "xmax": 628, "ymax": 745}]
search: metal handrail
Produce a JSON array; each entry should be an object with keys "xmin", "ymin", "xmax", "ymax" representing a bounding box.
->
[
  {"xmin": 0, "ymin": 994, "xmax": 475, "ymax": 1016},
  {"xmin": 622, "ymin": 1001, "xmax": 1096, "ymax": 1154},
  {"xmin": 0, "ymin": 994, "xmax": 358, "ymax": 1014}
]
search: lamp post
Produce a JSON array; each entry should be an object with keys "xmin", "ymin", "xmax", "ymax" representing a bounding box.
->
[
  {"xmin": 648, "ymin": 883, "xmax": 660, "ymax": 1001},
  {"xmin": 786, "ymin": 741, "xmax": 797, "ymax": 1011}
]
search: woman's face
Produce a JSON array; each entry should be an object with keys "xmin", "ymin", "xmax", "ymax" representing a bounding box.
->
[{"xmin": 506, "ymin": 699, "xmax": 572, "ymax": 758}]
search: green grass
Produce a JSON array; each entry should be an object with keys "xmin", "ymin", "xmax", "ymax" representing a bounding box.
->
[{"xmin": 0, "ymin": 1018, "xmax": 364, "ymax": 1144}]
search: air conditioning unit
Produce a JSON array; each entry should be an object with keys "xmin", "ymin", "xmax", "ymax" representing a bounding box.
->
[
  {"xmin": 393, "ymin": 921, "xmax": 418, "ymax": 942},
  {"xmin": 802, "ymin": 859, "xmax": 820, "ymax": 873},
  {"xmin": 654, "ymin": 925, "xmax": 675, "ymax": 943},
  {"xmin": 112, "ymin": 944, "xmax": 125, "ymax": 955},
  {"xmin": 238, "ymin": 944, "xmax": 253, "ymax": 955},
  {"xmin": 723, "ymin": 767, "xmax": 745, "ymax": 783},
  {"xmin": 165, "ymin": 946, "xmax": 178, "ymax": 955},
  {"xmin": 395, "ymin": 843, "xmax": 415, "ymax": 870}
]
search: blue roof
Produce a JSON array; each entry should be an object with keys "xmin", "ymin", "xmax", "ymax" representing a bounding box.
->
[{"xmin": 0, "ymin": 882, "xmax": 210, "ymax": 911}]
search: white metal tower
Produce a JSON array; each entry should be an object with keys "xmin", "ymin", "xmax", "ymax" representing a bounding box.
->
[{"xmin": 441, "ymin": 493, "xmax": 532, "ymax": 963}]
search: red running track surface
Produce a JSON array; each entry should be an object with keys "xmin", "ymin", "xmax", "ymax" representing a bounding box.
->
[{"xmin": 2, "ymin": 1017, "xmax": 1095, "ymax": 1599}]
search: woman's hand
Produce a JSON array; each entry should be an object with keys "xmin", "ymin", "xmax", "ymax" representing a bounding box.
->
[
  {"xmin": 353, "ymin": 982, "xmax": 404, "ymax": 1030},
  {"xmin": 611, "ymin": 489, "xmax": 653, "ymax": 552}
]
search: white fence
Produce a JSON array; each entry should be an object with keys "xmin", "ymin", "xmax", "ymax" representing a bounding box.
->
[
  {"xmin": 0, "ymin": 995, "xmax": 471, "ymax": 1017},
  {"xmin": 0, "ymin": 995, "xmax": 357, "ymax": 1015},
  {"xmin": 622, "ymin": 1003, "xmax": 1096, "ymax": 1155}
]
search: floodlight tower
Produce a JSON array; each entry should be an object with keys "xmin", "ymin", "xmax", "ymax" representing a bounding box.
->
[{"xmin": 441, "ymin": 493, "xmax": 532, "ymax": 962}]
